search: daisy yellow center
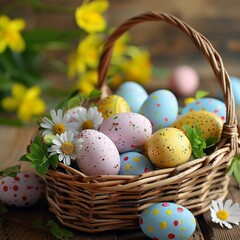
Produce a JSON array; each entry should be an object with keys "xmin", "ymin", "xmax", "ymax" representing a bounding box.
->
[
  {"xmin": 82, "ymin": 120, "xmax": 94, "ymax": 130},
  {"xmin": 53, "ymin": 123, "xmax": 65, "ymax": 134},
  {"xmin": 61, "ymin": 141, "xmax": 75, "ymax": 155},
  {"xmin": 217, "ymin": 210, "xmax": 229, "ymax": 221}
]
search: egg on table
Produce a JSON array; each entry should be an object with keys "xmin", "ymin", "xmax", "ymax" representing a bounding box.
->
[
  {"xmin": 139, "ymin": 202, "xmax": 196, "ymax": 240},
  {"xmin": 119, "ymin": 152, "xmax": 155, "ymax": 175},
  {"xmin": 76, "ymin": 129, "xmax": 120, "ymax": 176},
  {"xmin": 99, "ymin": 112, "xmax": 152, "ymax": 153},
  {"xmin": 0, "ymin": 172, "xmax": 45, "ymax": 207},
  {"xmin": 115, "ymin": 81, "xmax": 148, "ymax": 112},
  {"xmin": 97, "ymin": 94, "xmax": 131, "ymax": 119},
  {"xmin": 139, "ymin": 89, "xmax": 178, "ymax": 132},
  {"xmin": 146, "ymin": 128, "xmax": 192, "ymax": 168}
]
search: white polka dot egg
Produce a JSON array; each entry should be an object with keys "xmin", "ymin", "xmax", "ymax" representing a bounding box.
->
[
  {"xmin": 0, "ymin": 172, "xmax": 45, "ymax": 207},
  {"xmin": 76, "ymin": 129, "xmax": 120, "ymax": 176},
  {"xmin": 140, "ymin": 202, "xmax": 196, "ymax": 240}
]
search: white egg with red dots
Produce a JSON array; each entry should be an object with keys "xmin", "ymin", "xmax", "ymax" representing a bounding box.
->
[
  {"xmin": 99, "ymin": 112, "xmax": 152, "ymax": 153},
  {"xmin": 139, "ymin": 202, "xmax": 196, "ymax": 240},
  {"xmin": 119, "ymin": 152, "xmax": 155, "ymax": 175},
  {"xmin": 76, "ymin": 129, "xmax": 120, "ymax": 176},
  {"xmin": 0, "ymin": 172, "xmax": 45, "ymax": 207}
]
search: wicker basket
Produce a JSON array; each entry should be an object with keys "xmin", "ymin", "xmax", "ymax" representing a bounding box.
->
[{"xmin": 45, "ymin": 11, "xmax": 239, "ymax": 233}]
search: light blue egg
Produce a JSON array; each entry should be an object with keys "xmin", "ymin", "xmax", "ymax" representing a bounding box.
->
[
  {"xmin": 181, "ymin": 97, "xmax": 226, "ymax": 122},
  {"xmin": 139, "ymin": 89, "xmax": 178, "ymax": 132},
  {"xmin": 115, "ymin": 81, "xmax": 148, "ymax": 112},
  {"xmin": 119, "ymin": 152, "xmax": 154, "ymax": 175},
  {"xmin": 218, "ymin": 76, "xmax": 240, "ymax": 106},
  {"xmin": 139, "ymin": 202, "xmax": 196, "ymax": 240}
]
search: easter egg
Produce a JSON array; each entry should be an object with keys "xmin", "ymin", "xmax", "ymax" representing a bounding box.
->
[
  {"xmin": 139, "ymin": 89, "xmax": 178, "ymax": 132},
  {"xmin": 181, "ymin": 97, "xmax": 226, "ymax": 122},
  {"xmin": 0, "ymin": 172, "xmax": 45, "ymax": 207},
  {"xmin": 119, "ymin": 152, "xmax": 155, "ymax": 175},
  {"xmin": 218, "ymin": 76, "xmax": 240, "ymax": 106},
  {"xmin": 169, "ymin": 65, "xmax": 199, "ymax": 97},
  {"xmin": 147, "ymin": 128, "xmax": 192, "ymax": 168},
  {"xmin": 115, "ymin": 81, "xmax": 148, "ymax": 112},
  {"xmin": 173, "ymin": 110, "xmax": 223, "ymax": 140},
  {"xmin": 76, "ymin": 129, "xmax": 120, "ymax": 176},
  {"xmin": 139, "ymin": 202, "xmax": 196, "ymax": 240},
  {"xmin": 97, "ymin": 95, "xmax": 131, "ymax": 119},
  {"xmin": 99, "ymin": 112, "xmax": 152, "ymax": 153}
]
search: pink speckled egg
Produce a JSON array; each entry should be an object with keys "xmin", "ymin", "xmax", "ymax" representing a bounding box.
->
[
  {"xmin": 76, "ymin": 129, "xmax": 120, "ymax": 176},
  {"xmin": 169, "ymin": 65, "xmax": 199, "ymax": 97},
  {"xmin": 99, "ymin": 112, "xmax": 152, "ymax": 153},
  {"xmin": 0, "ymin": 172, "xmax": 45, "ymax": 207}
]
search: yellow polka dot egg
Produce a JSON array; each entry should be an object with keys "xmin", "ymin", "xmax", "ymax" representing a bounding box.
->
[{"xmin": 139, "ymin": 202, "xmax": 196, "ymax": 240}]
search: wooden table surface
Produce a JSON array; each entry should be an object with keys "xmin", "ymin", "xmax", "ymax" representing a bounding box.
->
[{"xmin": 0, "ymin": 125, "xmax": 240, "ymax": 240}]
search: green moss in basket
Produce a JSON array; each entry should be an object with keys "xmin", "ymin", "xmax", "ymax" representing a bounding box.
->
[
  {"xmin": 183, "ymin": 125, "xmax": 219, "ymax": 158},
  {"xmin": 20, "ymin": 134, "xmax": 58, "ymax": 176},
  {"xmin": 228, "ymin": 154, "xmax": 240, "ymax": 187}
]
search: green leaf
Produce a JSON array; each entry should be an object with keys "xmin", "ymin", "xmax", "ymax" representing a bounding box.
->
[
  {"xmin": 49, "ymin": 154, "xmax": 59, "ymax": 168},
  {"xmin": 19, "ymin": 154, "xmax": 31, "ymax": 162},
  {"xmin": 67, "ymin": 96, "xmax": 81, "ymax": 109},
  {"xmin": 0, "ymin": 165, "xmax": 21, "ymax": 177},
  {"xmin": 89, "ymin": 89, "xmax": 102, "ymax": 99},
  {"xmin": 183, "ymin": 125, "xmax": 207, "ymax": 158},
  {"xmin": 47, "ymin": 220, "xmax": 73, "ymax": 239},
  {"xmin": 206, "ymin": 137, "xmax": 219, "ymax": 148},
  {"xmin": 0, "ymin": 205, "xmax": 7, "ymax": 215},
  {"xmin": 195, "ymin": 90, "xmax": 209, "ymax": 99}
]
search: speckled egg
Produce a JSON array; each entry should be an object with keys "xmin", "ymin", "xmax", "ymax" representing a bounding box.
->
[
  {"xmin": 218, "ymin": 76, "xmax": 240, "ymax": 106},
  {"xmin": 181, "ymin": 97, "xmax": 226, "ymax": 122},
  {"xmin": 173, "ymin": 110, "xmax": 223, "ymax": 140},
  {"xmin": 97, "ymin": 94, "xmax": 131, "ymax": 119},
  {"xmin": 115, "ymin": 81, "xmax": 148, "ymax": 112},
  {"xmin": 169, "ymin": 65, "xmax": 199, "ymax": 97},
  {"xmin": 76, "ymin": 129, "xmax": 120, "ymax": 176},
  {"xmin": 0, "ymin": 172, "xmax": 45, "ymax": 207},
  {"xmin": 139, "ymin": 89, "xmax": 178, "ymax": 132},
  {"xmin": 99, "ymin": 112, "xmax": 152, "ymax": 153},
  {"xmin": 147, "ymin": 128, "xmax": 192, "ymax": 168},
  {"xmin": 119, "ymin": 152, "xmax": 155, "ymax": 175},
  {"xmin": 139, "ymin": 202, "xmax": 196, "ymax": 240}
]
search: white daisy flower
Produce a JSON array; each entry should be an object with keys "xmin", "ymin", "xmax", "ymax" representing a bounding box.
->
[
  {"xmin": 48, "ymin": 131, "xmax": 83, "ymax": 166},
  {"xmin": 210, "ymin": 198, "xmax": 240, "ymax": 229},
  {"xmin": 40, "ymin": 109, "xmax": 78, "ymax": 136},
  {"xmin": 73, "ymin": 106, "xmax": 103, "ymax": 132}
]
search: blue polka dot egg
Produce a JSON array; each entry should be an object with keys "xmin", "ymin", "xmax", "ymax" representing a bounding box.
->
[
  {"xmin": 139, "ymin": 202, "xmax": 196, "ymax": 240},
  {"xmin": 119, "ymin": 152, "xmax": 155, "ymax": 175}
]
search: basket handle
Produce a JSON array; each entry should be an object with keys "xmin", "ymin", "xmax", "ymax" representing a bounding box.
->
[{"xmin": 97, "ymin": 11, "xmax": 238, "ymax": 151}]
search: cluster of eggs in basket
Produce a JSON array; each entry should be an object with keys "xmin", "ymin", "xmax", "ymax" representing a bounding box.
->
[{"xmin": 74, "ymin": 79, "xmax": 226, "ymax": 176}]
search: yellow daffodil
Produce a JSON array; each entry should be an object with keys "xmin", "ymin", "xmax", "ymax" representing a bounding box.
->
[
  {"xmin": 68, "ymin": 34, "xmax": 101, "ymax": 79},
  {"xmin": 1, "ymin": 83, "xmax": 46, "ymax": 122},
  {"xmin": 75, "ymin": 0, "xmax": 109, "ymax": 33},
  {"xmin": 0, "ymin": 15, "xmax": 26, "ymax": 53},
  {"xmin": 76, "ymin": 70, "xmax": 98, "ymax": 95},
  {"xmin": 122, "ymin": 49, "xmax": 152, "ymax": 85}
]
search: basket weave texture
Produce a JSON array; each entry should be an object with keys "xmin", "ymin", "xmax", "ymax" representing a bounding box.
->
[{"xmin": 45, "ymin": 12, "xmax": 239, "ymax": 233}]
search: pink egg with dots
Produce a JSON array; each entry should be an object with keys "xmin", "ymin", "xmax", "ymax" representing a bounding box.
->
[
  {"xmin": 0, "ymin": 172, "xmax": 46, "ymax": 207},
  {"xmin": 139, "ymin": 202, "xmax": 196, "ymax": 239},
  {"xmin": 76, "ymin": 129, "xmax": 120, "ymax": 176},
  {"xmin": 169, "ymin": 65, "xmax": 199, "ymax": 97}
]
